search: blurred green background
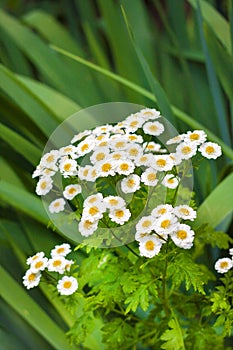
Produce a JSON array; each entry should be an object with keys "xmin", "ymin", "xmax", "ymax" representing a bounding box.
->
[{"xmin": 0, "ymin": 0, "xmax": 232, "ymax": 349}]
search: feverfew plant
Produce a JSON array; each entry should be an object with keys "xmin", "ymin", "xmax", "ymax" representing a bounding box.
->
[{"xmin": 23, "ymin": 108, "xmax": 233, "ymax": 349}]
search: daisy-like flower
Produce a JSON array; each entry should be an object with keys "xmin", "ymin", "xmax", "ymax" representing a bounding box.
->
[
  {"xmin": 83, "ymin": 193, "xmax": 103, "ymax": 208},
  {"xmin": 123, "ymin": 114, "xmax": 144, "ymax": 132},
  {"xmin": 40, "ymin": 167, "xmax": 57, "ymax": 178},
  {"xmin": 109, "ymin": 207, "xmax": 131, "ymax": 225},
  {"xmin": 110, "ymin": 151, "xmax": 127, "ymax": 161},
  {"xmin": 82, "ymin": 202, "xmax": 106, "ymax": 222},
  {"xmin": 141, "ymin": 167, "xmax": 158, "ymax": 186},
  {"xmin": 135, "ymin": 231, "xmax": 150, "ymax": 242},
  {"xmin": 36, "ymin": 176, "xmax": 53, "ymax": 196},
  {"xmin": 59, "ymin": 145, "xmax": 78, "ymax": 159},
  {"xmin": 93, "ymin": 124, "xmax": 113, "ymax": 135},
  {"xmin": 154, "ymin": 213, "xmax": 178, "ymax": 234},
  {"xmin": 136, "ymin": 215, "xmax": 155, "ymax": 234},
  {"xmin": 143, "ymin": 142, "xmax": 162, "ymax": 153},
  {"xmin": 90, "ymin": 147, "xmax": 110, "ymax": 164},
  {"xmin": 126, "ymin": 144, "xmax": 143, "ymax": 160},
  {"xmin": 151, "ymin": 204, "xmax": 173, "ymax": 218},
  {"xmin": 134, "ymin": 153, "xmax": 154, "ymax": 167},
  {"xmin": 79, "ymin": 218, "xmax": 99, "ymax": 237},
  {"xmin": 121, "ymin": 174, "xmax": 140, "ymax": 193},
  {"xmin": 96, "ymin": 159, "xmax": 116, "ymax": 177},
  {"xmin": 65, "ymin": 260, "xmax": 74, "ymax": 272},
  {"xmin": 110, "ymin": 138, "xmax": 128, "ymax": 151},
  {"xmin": 40, "ymin": 150, "xmax": 60, "ymax": 168},
  {"xmin": 229, "ymin": 248, "xmax": 233, "ymax": 256},
  {"xmin": 170, "ymin": 223, "xmax": 195, "ymax": 249},
  {"xmin": 47, "ymin": 256, "xmax": 68, "ymax": 274},
  {"xmin": 152, "ymin": 155, "xmax": 174, "ymax": 171},
  {"xmin": 26, "ymin": 252, "xmax": 45, "ymax": 266},
  {"xmin": 215, "ymin": 258, "xmax": 233, "ymax": 274},
  {"xmin": 30, "ymin": 257, "xmax": 48, "ymax": 273},
  {"xmin": 76, "ymin": 137, "xmax": 96, "ymax": 156},
  {"xmin": 57, "ymin": 276, "xmax": 78, "ymax": 295},
  {"xmin": 199, "ymin": 142, "xmax": 222, "ymax": 159},
  {"xmin": 59, "ymin": 158, "xmax": 78, "ymax": 177},
  {"xmin": 23, "ymin": 269, "xmax": 41, "ymax": 289},
  {"xmin": 161, "ymin": 174, "xmax": 179, "ymax": 189},
  {"xmin": 139, "ymin": 235, "xmax": 163, "ymax": 258},
  {"xmin": 71, "ymin": 130, "xmax": 91, "ymax": 144},
  {"xmin": 176, "ymin": 142, "xmax": 197, "ymax": 160},
  {"xmin": 103, "ymin": 195, "xmax": 126, "ymax": 210},
  {"xmin": 166, "ymin": 134, "xmax": 184, "ymax": 145},
  {"xmin": 169, "ymin": 152, "xmax": 182, "ymax": 166},
  {"xmin": 139, "ymin": 108, "xmax": 160, "ymax": 120},
  {"xmin": 184, "ymin": 130, "xmax": 207, "ymax": 145},
  {"xmin": 116, "ymin": 160, "xmax": 135, "ymax": 175},
  {"xmin": 125, "ymin": 134, "xmax": 143, "ymax": 144},
  {"xmin": 143, "ymin": 121, "xmax": 164, "ymax": 136},
  {"xmin": 63, "ymin": 184, "xmax": 82, "ymax": 200},
  {"xmin": 51, "ymin": 243, "xmax": 71, "ymax": 257},
  {"xmin": 49, "ymin": 198, "xmax": 66, "ymax": 213},
  {"xmin": 78, "ymin": 165, "xmax": 93, "ymax": 180},
  {"xmin": 173, "ymin": 205, "xmax": 196, "ymax": 221}
]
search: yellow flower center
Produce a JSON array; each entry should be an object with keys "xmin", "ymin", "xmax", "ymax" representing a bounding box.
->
[
  {"xmin": 40, "ymin": 181, "xmax": 47, "ymax": 189},
  {"xmin": 102, "ymin": 163, "xmax": 112, "ymax": 172},
  {"xmin": 96, "ymin": 152, "xmax": 105, "ymax": 161},
  {"xmin": 180, "ymin": 208, "xmax": 190, "ymax": 216},
  {"xmin": 53, "ymin": 260, "xmax": 62, "ymax": 267},
  {"xmin": 89, "ymin": 206, "xmax": 99, "ymax": 216},
  {"xmin": 83, "ymin": 220, "xmax": 93, "ymax": 229},
  {"xmin": 64, "ymin": 147, "xmax": 72, "ymax": 153},
  {"xmin": 115, "ymin": 210, "xmax": 124, "ymax": 218},
  {"xmin": 168, "ymin": 178, "xmax": 175, "ymax": 183},
  {"xmin": 57, "ymin": 247, "xmax": 65, "ymax": 254},
  {"xmin": 145, "ymin": 240, "xmax": 155, "ymax": 251},
  {"xmin": 109, "ymin": 199, "xmax": 118, "ymax": 206},
  {"xmin": 149, "ymin": 125, "xmax": 158, "ymax": 132},
  {"xmin": 112, "ymin": 153, "xmax": 122, "ymax": 160},
  {"xmin": 161, "ymin": 220, "xmax": 170, "ymax": 229},
  {"xmin": 220, "ymin": 261, "xmax": 229, "ymax": 269},
  {"xmin": 190, "ymin": 133, "xmax": 199, "ymax": 140},
  {"xmin": 205, "ymin": 146, "xmax": 214, "ymax": 154},
  {"xmin": 128, "ymin": 135, "xmax": 137, "ymax": 141},
  {"xmin": 28, "ymin": 273, "xmax": 36, "ymax": 282},
  {"xmin": 99, "ymin": 141, "xmax": 108, "ymax": 147},
  {"xmin": 54, "ymin": 201, "xmax": 61, "ymax": 207},
  {"xmin": 96, "ymin": 135, "xmax": 105, "ymax": 141},
  {"xmin": 64, "ymin": 163, "xmax": 72, "ymax": 171},
  {"xmin": 120, "ymin": 163, "xmax": 129, "ymax": 171},
  {"xmin": 147, "ymin": 173, "xmax": 156, "ymax": 181},
  {"xmin": 81, "ymin": 143, "xmax": 89, "ymax": 152},
  {"xmin": 158, "ymin": 208, "xmax": 166, "ymax": 215},
  {"xmin": 182, "ymin": 146, "xmax": 191, "ymax": 154},
  {"xmin": 140, "ymin": 156, "xmax": 148, "ymax": 163},
  {"xmin": 144, "ymin": 111, "xmax": 153, "ymax": 116},
  {"xmin": 68, "ymin": 187, "xmax": 76, "ymax": 194},
  {"xmin": 46, "ymin": 155, "xmax": 55, "ymax": 163},
  {"xmin": 177, "ymin": 230, "xmax": 187, "ymax": 240},
  {"xmin": 115, "ymin": 141, "xmax": 125, "ymax": 148},
  {"xmin": 83, "ymin": 169, "xmax": 89, "ymax": 176},
  {"xmin": 89, "ymin": 197, "xmax": 98, "ymax": 203},
  {"xmin": 35, "ymin": 261, "xmax": 43, "ymax": 269},
  {"xmin": 127, "ymin": 179, "xmax": 135, "ymax": 187},
  {"xmin": 129, "ymin": 148, "xmax": 138, "ymax": 156},
  {"xmin": 130, "ymin": 121, "xmax": 138, "ymax": 127},
  {"xmin": 156, "ymin": 159, "xmax": 166, "ymax": 167},
  {"xmin": 142, "ymin": 220, "xmax": 152, "ymax": 228},
  {"xmin": 63, "ymin": 281, "xmax": 72, "ymax": 289}
]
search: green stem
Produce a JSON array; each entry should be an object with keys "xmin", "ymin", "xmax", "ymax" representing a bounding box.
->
[{"xmin": 162, "ymin": 241, "xmax": 170, "ymax": 317}]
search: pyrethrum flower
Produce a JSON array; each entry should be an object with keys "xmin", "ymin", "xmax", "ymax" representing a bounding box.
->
[
  {"xmin": 26, "ymin": 252, "xmax": 45, "ymax": 266},
  {"xmin": 134, "ymin": 153, "xmax": 154, "ymax": 167},
  {"xmin": 136, "ymin": 216, "xmax": 155, "ymax": 234},
  {"xmin": 76, "ymin": 137, "xmax": 95, "ymax": 156},
  {"xmin": 51, "ymin": 243, "xmax": 71, "ymax": 257},
  {"xmin": 71, "ymin": 130, "xmax": 91, "ymax": 143},
  {"xmin": 143, "ymin": 121, "xmax": 164, "ymax": 136},
  {"xmin": 30, "ymin": 257, "xmax": 48, "ymax": 273},
  {"xmin": 173, "ymin": 205, "xmax": 196, "ymax": 221},
  {"xmin": 116, "ymin": 160, "xmax": 135, "ymax": 175},
  {"xmin": 59, "ymin": 158, "xmax": 78, "ymax": 177},
  {"xmin": 176, "ymin": 142, "xmax": 197, "ymax": 160},
  {"xmin": 121, "ymin": 174, "xmax": 140, "ymax": 193},
  {"xmin": 103, "ymin": 195, "xmax": 126, "ymax": 210},
  {"xmin": 139, "ymin": 108, "xmax": 160, "ymax": 120},
  {"xmin": 90, "ymin": 148, "xmax": 110, "ymax": 164},
  {"xmin": 141, "ymin": 167, "xmax": 158, "ymax": 186},
  {"xmin": 143, "ymin": 141, "xmax": 161, "ymax": 153},
  {"xmin": 151, "ymin": 204, "xmax": 173, "ymax": 218},
  {"xmin": 47, "ymin": 256, "xmax": 68, "ymax": 274},
  {"xmin": 109, "ymin": 207, "xmax": 131, "ymax": 225},
  {"xmin": 153, "ymin": 213, "xmax": 178, "ymax": 234},
  {"xmin": 59, "ymin": 145, "xmax": 78, "ymax": 158},
  {"xmin": 184, "ymin": 130, "xmax": 207, "ymax": 145},
  {"xmin": 166, "ymin": 134, "xmax": 184, "ymax": 145},
  {"xmin": 36, "ymin": 176, "xmax": 53, "ymax": 196},
  {"xmin": 161, "ymin": 174, "xmax": 179, "ymax": 189},
  {"xmin": 23, "ymin": 269, "xmax": 41, "ymax": 289},
  {"xmin": 82, "ymin": 203, "xmax": 105, "ymax": 222},
  {"xmin": 152, "ymin": 155, "xmax": 174, "ymax": 171},
  {"xmin": 199, "ymin": 142, "xmax": 222, "ymax": 159},
  {"xmin": 83, "ymin": 193, "xmax": 104, "ymax": 208},
  {"xmin": 49, "ymin": 198, "xmax": 66, "ymax": 213},
  {"xmin": 214, "ymin": 258, "xmax": 233, "ymax": 273},
  {"xmin": 57, "ymin": 276, "xmax": 78, "ymax": 295},
  {"xmin": 63, "ymin": 184, "xmax": 82, "ymax": 200},
  {"xmin": 96, "ymin": 159, "xmax": 116, "ymax": 177},
  {"xmin": 139, "ymin": 235, "xmax": 163, "ymax": 258},
  {"xmin": 79, "ymin": 219, "xmax": 98, "ymax": 237},
  {"xmin": 170, "ymin": 224, "xmax": 195, "ymax": 249},
  {"xmin": 40, "ymin": 150, "xmax": 60, "ymax": 168}
]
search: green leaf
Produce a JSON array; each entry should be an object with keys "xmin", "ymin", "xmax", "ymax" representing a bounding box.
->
[
  {"xmin": 161, "ymin": 317, "xmax": 186, "ymax": 350},
  {"xmin": 125, "ymin": 285, "xmax": 149, "ymax": 314},
  {"xmin": 196, "ymin": 224, "xmax": 233, "ymax": 249},
  {"xmin": 0, "ymin": 265, "xmax": 77, "ymax": 350}
]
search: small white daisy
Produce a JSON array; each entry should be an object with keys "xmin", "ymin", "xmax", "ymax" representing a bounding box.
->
[
  {"xmin": 51, "ymin": 243, "xmax": 71, "ymax": 257},
  {"xmin": 93, "ymin": 124, "xmax": 113, "ymax": 135},
  {"xmin": 135, "ymin": 231, "xmax": 150, "ymax": 242},
  {"xmin": 78, "ymin": 165, "xmax": 92, "ymax": 180},
  {"xmin": 121, "ymin": 174, "xmax": 141, "ymax": 193},
  {"xmin": 83, "ymin": 193, "xmax": 104, "ymax": 208},
  {"xmin": 184, "ymin": 130, "xmax": 207, "ymax": 145},
  {"xmin": 96, "ymin": 159, "xmax": 116, "ymax": 177},
  {"xmin": 176, "ymin": 142, "xmax": 197, "ymax": 160},
  {"xmin": 151, "ymin": 204, "xmax": 173, "ymax": 218},
  {"xmin": 229, "ymin": 248, "xmax": 233, "ymax": 256},
  {"xmin": 110, "ymin": 138, "xmax": 128, "ymax": 151},
  {"xmin": 110, "ymin": 151, "xmax": 128, "ymax": 161},
  {"xmin": 76, "ymin": 138, "xmax": 96, "ymax": 156},
  {"xmin": 161, "ymin": 174, "xmax": 179, "ymax": 189},
  {"xmin": 199, "ymin": 142, "xmax": 222, "ymax": 159},
  {"xmin": 109, "ymin": 207, "xmax": 131, "ymax": 225},
  {"xmin": 57, "ymin": 276, "xmax": 78, "ymax": 295},
  {"xmin": 79, "ymin": 218, "xmax": 98, "ymax": 237},
  {"xmin": 123, "ymin": 114, "xmax": 144, "ymax": 132},
  {"xmin": 49, "ymin": 198, "xmax": 66, "ymax": 213},
  {"xmin": 26, "ymin": 252, "xmax": 45, "ymax": 266},
  {"xmin": 40, "ymin": 150, "xmax": 60, "ymax": 168},
  {"xmin": 65, "ymin": 260, "xmax": 74, "ymax": 272},
  {"xmin": 30, "ymin": 257, "xmax": 48, "ymax": 273},
  {"xmin": 139, "ymin": 108, "xmax": 161, "ymax": 120},
  {"xmin": 215, "ymin": 258, "xmax": 233, "ymax": 273},
  {"xmin": 47, "ymin": 256, "xmax": 68, "ymax": 274},
  {"xmin": 153, "ymin": 213, "xmax": 178, "ymax": 234},
  {"xmin": 143, "ymin": 142, "xmax": 162, "ymax": 153},
  {"xmin": 90, "ymin": 148, "xmax": 110, "ymax": 164},
  {"xmin": 141, "ymin": 168, "xmax": 158, "ymax": 186},
  {"xmin": 136, "ymin": 215, "xmax": 155, "ymax": 234},
  {"xmin": 59, "ymin": 145, "xmax": 78, "ymax": 159},
  {"xmin": 143, "ymin": 121, "xmax": 164, "ymax": 136},
  {"xmin": 103, "ymin": 195, "xmax": 126, "ymax": 210},
  {"xmin": 116, "ymin": 160, "xmax": 135, "ymax": 175},
  {"xmin": 23, "ymin": 269, "xmax": 41, "ymax": 289},
  {"xmin": 36, "ymin": 177, "xmax": 53, "ymax": 196},
  {"xmin": 134, "ymin": 153, "xmax": 154, "ymax": 167},
  {"xmin": 152, "ymin": 155, "xmax": 174, "ymax": 171},
  {"xmin": 63, "ymin": 184, "xmax": 82, "ymax": 200},
  {"xmin": 40, "ymin": 167, "xmax": 57, "ymax": 177},
  {"xmin": 139, "ymin": 235, "xmax": 163, "ymax": 258},
  {"xmin": 59, "ymin": 158, "xmax": 78, "ymax": 177},
  {"xmin": 126, "ymin": 144, "xmax": 143, "ymax": 160},
  {"xmin": 173, "ymin": 205, "xmax": 196, "ymax": 221},
  {"xmin": 82, "ymin": 203, "xmax": 106, "ymax": 222},
  {"xmin": 170, "ymin": 223, "xmax": 195, "ymax": 249},
  {"xmin": 169, "ymin": 152, "xmax": 183, "ymax": 166},
  {"xmin": 125, "ymin": 134, "xmax": 144, "ymax": 144},
  {"xmin": 71, "ymin": 130, "xmax": 91, "ymax": 144},
  {"xmin": 166, "ymin": 134, "xmax": 184, "ymax": 145}
]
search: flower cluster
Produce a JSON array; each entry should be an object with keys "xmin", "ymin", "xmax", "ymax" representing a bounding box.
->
[
  {"xmin": 23, "ymin": 244, "xmax": 78, "ymax": 295},
  {"xmin": 214, "ymin": 248, "xmax": 233, "ymax": 273},
  {"xmin": 32, "ymin": 107, "xmax": 222, "ymax": 257}
]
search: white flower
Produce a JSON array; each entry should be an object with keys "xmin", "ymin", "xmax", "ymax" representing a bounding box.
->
[
  {"xmin": 57, "ymin": 276, "xmax": 78, "ymax": 295},
  {"xmin": 125, "ymin": 134, "xmax": 144, "ymax": 143},
  {"xmin": 123, "ymin": 114, "xmax": 144, "ymax": 132},
  {"xmin": 30, "ymin": 257, "xmax": 48, "ymax": 273},
  {"xmin": 176, "ymin": 142, "xmax": 197, "ymax": 160},
  {"xmin": 141, "ymin": 168, "xmax": 158, "ymax": 186},
  {"xmin": 65, "ymin": 260, "xmax": 74, "ymax": 272},
  {"xmin": 161, "ymin": 174, "xmax": 179, "ymax": 189},
  {"xmin": 166, "ymin": 134, "xmax": 184, "ymax": 145},
  {"xmin": 47, "ymin": 256, "xmax": 68, "ymax": 274},
  {"xmin": 36, "ymin": 177, "xmax": 53, "ymax": 196},
  {"xmin": 215, "ymin": 258, "xmax": 233, "ymax": 273},
  {"xmin": 82, "ymin": 203, "xmax": 106, "ymax": 222},
  {"xmin": 151, "ymin": 204, "xmax": 173, "ymax": 218},
  {"xmin": 27, "ymin": 252, "xmax": 45, "ymax": 266},
  {"xmin": 76, "ymin": 137, "xmax": 95, "ymax": 156},
  {"xmin": 71, "ymin": 130, "xmax": 91, "ymax": 144},
  {"xmin": 103, "ymin": 195, "xmax": 126, "ymax": 210},
  {"xmin": 134, "ymin": 153, "xmax": 154, "ymax": 167},
  {"xmin": 170, "ymin": 223, "xmax": 195, "ymax": 249},
  {"xmin": 121, "ymin": 174, "xmax": 140, "ymax": 193},
  {"xmin": 63, "ymin": 184, "xmax": 82, "ymax": 200},
  {"xmin": 109, "ymin": 207, "xmax": 131, "ymax": 225},
  {"xmin": 40, "ymin": 167, "xmax": 57, "ymax": 177},
  {"xmin": 40, "ymin": 150, "xmax": 60, "ymax": 168},
  {"xmin": 169, "ymin": 152, "xmax": 182, "ymax": 166},
  {"xmin": 59, "ymin": 145, "xmax": 78, "ymax": 159},
  {"xmin": 96, "ymin": 159, "xmax": 116, "ymax": 177},
  {"xmin": 143, "ymin": 121, "xmax": 164, "ymax": 136},
  {"xmin": 93, "ymin": 124, "xmax": 113, "ymax": 135},
  {"xmin": 153, "ymin": 213, "xmax": 178, "ymax": 234},
  {"xmin": 78, "ymin": 165, "xmax": 93, "ymax": 180},
  {"xmin": 199, "ymin": 142, "xmax": 222, "ymax": 159},
  {"xmin": 184, "ymin": 130, "xmax": 207, "ymax": 145},
  {"xmin": 173, "ymin": 205, "xmax": 196, "ymax": 221},
  {"xmin": 23, "ymin": 269, "xmax": 41, "ymax": 289},
  {"xmin": 139, "ymin": 108, "xmax": 161, "ymax": 120},
  {"xmin": 143, "ymin": 142, "xmax": 161, "ymax": 153},
  {"xmin": 139, "ymin": 235, "xmax": 163, "ymax": 258},
  {"xmin": 116, "ymin": 160, "xmax": 135, "ymax": 175},
  {"xmin": 126, "ymin": 144, "xmax": 143, "ymax": 160},
  {"xmin": 110, "ymin": 138, "xmax": 128, "ymax": 151},
  {"xmin": 229, "ymin": 248, "xmax": 233, "ymax": 256},
  {"xmin": 135, "ymin": 231, "xmax": 150, "ymax": 242},
  {"xmin": 90, "ymin": 148, "xmax": 110, "ymax": 164},
  {"xmin": 136, "ymin": 216, "xmax": 155, "ymax": 234},
  {"xmin": 51, "ymin": 243, "xmax": 71, "ymax": 257},
  {"xmin": 79, "ymin": 219, "xmax": 98, "ymax": 236},
  {"xmin": 83, "ymin": 193, "xmax": 104, "ymax": 208},
  {"xmin": 49, "ymin": 198, "xmax": 66, "ymax": 213},
  {"xmin": 59, "ymin": 157, "xmax": 78, "ymax": 177},
  {"xmin": 110, "ymin": 151, "xmax": 127, "ymax": 161},
  {"xmin": 152, "ymin": 155, "xmax": 174, "ymax": 171}
]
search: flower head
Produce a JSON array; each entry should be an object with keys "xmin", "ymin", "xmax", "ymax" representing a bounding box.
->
[
  {"xmin": 170, "ymin": 223, "xmax": 195, "ymax": 249},
  {"xmin": 173, "ymin": 205, "xmax": 196, "ymax": 221},
  {"xmin": 51, "ymin": 243, "xmax": 71, "ymax": 257},
  {"xmin": 139, "ymin": 235, "xmax": 163, "ymax": 258},
  {"xmin": 63, "ymin": 184, "xmax": 82, "ymax": 200},
  {"xmin": 23, "ymin": 269, "xmax": 41, "ymax": 289},
  {"xmin": 215, "ymin": 258, "xmax": 233, "ymax": 273},
  {"xmin": 109, "ymin": 207, "xmax": 131, "ymax": 225},
  {"xmin": 36, "ymin": 177, "xmax": 53, "ymax": 196},
  {"xmin": 49, "ymin": 198, "xmax": 66, "ymax": 213},
  {"xmin": 199, "ymin": 142, "xmax": 222, "ymax": 159},
  {"xmin": 57, "ymin": 276, "xmax": 78, "ymax": 295},
  {"xmin": 121, "ymin": 174, "xmax": 140, "ymax": 193}
]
